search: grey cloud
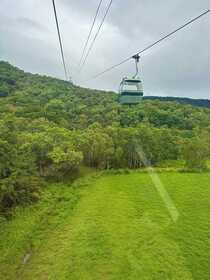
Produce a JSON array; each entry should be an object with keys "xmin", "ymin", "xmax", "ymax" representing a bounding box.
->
[
  {"xmin": 16, "ymin": 17, "xmax": 48, "ymax": 32},
  {"xmin": 0, "ymin": 30, "xmax": 63, "ymax": 78}
]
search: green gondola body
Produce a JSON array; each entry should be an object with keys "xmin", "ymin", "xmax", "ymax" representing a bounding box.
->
[{"xmin": 119, "ymin": 77, "xmax": 143, "ymax": 105}]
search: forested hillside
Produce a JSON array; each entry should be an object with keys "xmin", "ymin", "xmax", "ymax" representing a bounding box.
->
[
  {"xmin": 0, "ymin": 61, "xmax": 210, "ymax": 213},
  {"xmin": 144, "ymin": 96, "xmax": 210, "ymax": 109}
]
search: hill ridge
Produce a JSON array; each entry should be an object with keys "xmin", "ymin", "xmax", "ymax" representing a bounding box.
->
[{"xmin": 0, "ymin": 60, "xmax": 210, "ymax": 109}]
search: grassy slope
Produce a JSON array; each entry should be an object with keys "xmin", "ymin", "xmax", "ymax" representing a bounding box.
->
[{"xmin": 1, "ymin": 172, "xmax": 210, "ymax": 279}]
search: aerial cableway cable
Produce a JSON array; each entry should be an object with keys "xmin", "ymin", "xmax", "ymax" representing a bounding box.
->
[
  {"xmin": 52, "ymin": 0, "xmax": 68, "ymax": 80},
  {"xmin": 78, "ymin": 0, "xmax": 103, "ymax": 69},
  {"xmin": 79, "ymin": 0, "xmax": 114, "ymax": 72},
  {"xmin": 85, "ymin": 9, "xmax": 210, "ymax": 82}
]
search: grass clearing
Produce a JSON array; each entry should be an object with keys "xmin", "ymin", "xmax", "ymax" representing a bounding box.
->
[{"xmin": 0, "ymin": 172, "xmax": 210, "ymax": 279}]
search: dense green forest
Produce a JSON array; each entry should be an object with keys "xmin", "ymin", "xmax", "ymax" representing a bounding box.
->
[
  {"xmin": 144, "ymin": 96, "xmax": 210, "ymax": 109},
  {"xmin": 0, "ymin": 61, "xmax": 210, "ymax": 213}
]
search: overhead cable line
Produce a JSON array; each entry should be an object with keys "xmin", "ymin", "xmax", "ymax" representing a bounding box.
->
[
  {"xmin": 79, "ymin": 0, "xmax": 114, "ymax": 72},
  {"xmin": 85, "ymin": 9, "xmax": 210, "ymax": 82},
  {"xmin": 52, "ymin": 0, "xmax": 68, "ymax": 80},
  {"xmin": 78, "ymin": 0, "xmax": 103, "ymax": 68}
]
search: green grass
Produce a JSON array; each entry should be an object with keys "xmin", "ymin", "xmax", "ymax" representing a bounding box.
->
[{"xmin": 1, "ymin": 172, "xmax": 210, "ymax": 279}]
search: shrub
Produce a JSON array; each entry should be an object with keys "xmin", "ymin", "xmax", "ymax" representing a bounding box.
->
[
  {"xmin": 182, "ymin": 136, "xmax": 210, "ymax": 171},
  {"xmin": 0, "ymin": 175, "xmax": 42, "ymax": 214}
]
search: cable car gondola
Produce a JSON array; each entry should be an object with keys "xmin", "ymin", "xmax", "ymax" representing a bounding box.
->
[{"xmin": 119, "ymin": 54, "xmax": 143, "ymax": 105}]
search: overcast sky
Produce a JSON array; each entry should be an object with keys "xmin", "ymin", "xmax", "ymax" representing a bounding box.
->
[{"xmin": 0, "ymin": 0, "xmax": 209, "ymax": 99}]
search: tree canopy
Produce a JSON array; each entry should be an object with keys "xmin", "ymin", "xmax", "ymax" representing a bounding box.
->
[{"xmin": 0, "ymin": 61, "xmax": 210, "ymax": 213}]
